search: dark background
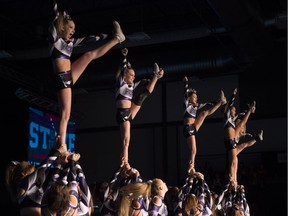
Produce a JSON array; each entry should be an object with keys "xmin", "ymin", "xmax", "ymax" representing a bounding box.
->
[{"xmin": 0, "ymin": 0, "xmax": 287, "ymax": 215}]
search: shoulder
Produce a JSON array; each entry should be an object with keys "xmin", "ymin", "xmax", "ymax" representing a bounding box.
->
[{"xmin": 152, "ymin": 196, "xmax": 162, "ymax": 206}]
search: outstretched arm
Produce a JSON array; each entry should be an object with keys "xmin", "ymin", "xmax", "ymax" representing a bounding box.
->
[
  {"xmin": 183, "ymin": 76, "xmax": 189, "ymax": 99},
  {"xmin": 67, "ymin": 153, "xmax": 81, "ymax": 210},
  {"xmin": 75, "ymin": 162, "xmax": 92, "ymax": 215},
  {"xmin": 47, "ymin": 0, "xmax": 59, "ymax": 45},
  {"xmin": 224, "ymin": 88, "xmax": 237, "ymax": 114},
  {"xmin": 116, "ymin": 48, "xmax": 130, "ymax": 80}
]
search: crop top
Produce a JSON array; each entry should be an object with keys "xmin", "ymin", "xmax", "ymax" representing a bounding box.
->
[
  {"xmin": 183, "ymin": 82, "xmax": 212, "ymax": 119},
  {"xmin": 115, "ymin": 73, "xmax": 141, "ymax": 101},
  {"xmin": 223, "ymin": 92, "xmax": 237, "ymax": 129}
]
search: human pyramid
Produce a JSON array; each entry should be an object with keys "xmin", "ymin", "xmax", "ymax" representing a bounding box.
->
[{"xmin": 5, "ymin": 1, "xmax": 264, "ymax": 215}]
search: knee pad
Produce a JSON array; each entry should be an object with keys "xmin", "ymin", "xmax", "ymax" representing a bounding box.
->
[{"xmin": 134, "ymin": 89, "xmax": 151, "ymax": 106}]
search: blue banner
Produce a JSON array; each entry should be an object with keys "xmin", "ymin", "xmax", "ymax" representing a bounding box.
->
[{"xmin": 28, "ymin": 107, "xmax": 75, "ymax": 165}]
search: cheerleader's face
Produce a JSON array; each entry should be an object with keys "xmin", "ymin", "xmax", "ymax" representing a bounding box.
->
[
  {"xmin": 158, "ymin": 179, "xmax": 169, "ymax": 195},
  {"xmin": 124, "ymin": 68, "xmax": 135, "ymax": 85},
  {"xmin": 230, "ymin": 106, "xmax": 237, "ymax": 118},
  {"xmin": 189, "ymin": 93, "xmax": 198, "ymax": 105},
  {"xmin": 61, "ymin": 20, "xmax": 75, "ymax": 41}
]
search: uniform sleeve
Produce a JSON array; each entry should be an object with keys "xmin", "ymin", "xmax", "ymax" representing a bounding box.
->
[
  {"xmin": 47, "ymin": 0, "xmax": 59, "ymax": 44},
  {"xmin": 75, "ymin": 162, "xmax": 91, "ymax": 214},
  {"xmin": 148, "ymin": 197, "xmax": 162, "ymax": 216},
  {"xmin": 17, "ymin": 148, "xmax": 60, "ymax": 204},
  {"xmin": 103, "ymin": 166, "xmax": 122, "ymax": 201},
  {"xmin": 184, "ymin": 79, "xmax": 190, "ymax": 102},
  {"xmin": 197, "ymin": 102, "xmax": 213, "ymax": 110},
  {"xmin": 227, "ymin": 91, "xmax": 237, "ymax": 112},
  {"xmin": 177, "ymin": 172, "xmax": 191, "ymax": 209},
  {"xmin": 115, "ymin": 56, "xmax": 130, "ymax": 85},
  {"xmin": 67, "ymin": 160, "xmax": 79, "ymax": 208},
  {"xmin": 73, "ymin": 34, "xmax": 108, "ymax": 47}
]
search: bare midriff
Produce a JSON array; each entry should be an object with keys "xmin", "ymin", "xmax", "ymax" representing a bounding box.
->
[
  {"xmin": 53, "ymin": 58, "xmax": 71, "ymax": 73},
  {"xmin": 184, "ymin": 118, "xmax": 195, "ymax": 125},
  {"xmin": 225, "ymin": 127, "xmax": 235, "ymax": 140},
  {"xmin": 116, "ymin": 100, "xmax": 132, "ymax": 109}
]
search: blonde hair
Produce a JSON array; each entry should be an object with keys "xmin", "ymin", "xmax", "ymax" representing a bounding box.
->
[
  {"xmin": 118, "ymin": 182, "xmax": 151, "ymax": 216},
  {"xmin": 183, "ymin": 194, "xmax": 201, "ymax": 215},
  {"xmin": 55, "ymin": 12, "xmax": 74, "ymax": 35},
  {"xmin": 235, "ymin": 118, "xmax": 246, "ymax": 136},
  {"xmin": 116, "ymin": 67, "xmax": 135, "ymax": 81},
  {"xmin": 151, "ymin": 178, "xmax": 164, "ymax": 196}
]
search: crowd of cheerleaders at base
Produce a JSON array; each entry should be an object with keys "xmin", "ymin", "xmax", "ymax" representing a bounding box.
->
[
  {"xmin": 5, "ymin": 1, "xmax": 264, "ymax": 215},
  {"xmin": 5, "ymin": 148, "xmax": 254, "ymax": 216}
]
